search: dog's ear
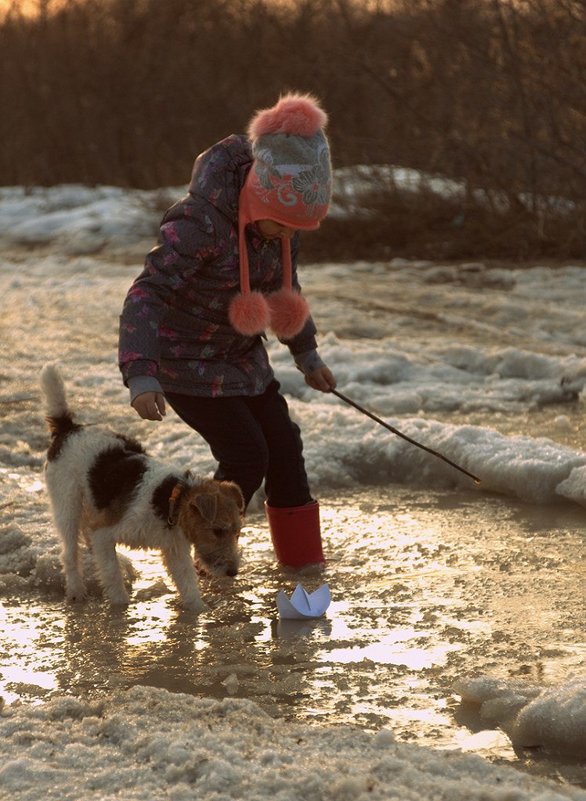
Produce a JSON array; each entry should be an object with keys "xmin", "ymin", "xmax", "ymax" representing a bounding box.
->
[
  {"xmin": 192, "ymin": 492, "xmax": 218, "ymax": 523},
  {"xmin": 220, "ymin": 481, "xmax": 245, "ymax": 513}
]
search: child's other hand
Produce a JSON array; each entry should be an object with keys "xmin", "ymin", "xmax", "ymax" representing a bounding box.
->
[
  {"xmin": 305, "ymin": 366, "xmax": 337, "ymax": 393},
  {"xmin": 132, "ymin": 391, "xmax": 166, "ymax": 421}
]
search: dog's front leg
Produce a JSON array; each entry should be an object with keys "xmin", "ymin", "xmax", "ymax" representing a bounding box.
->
[
  {"xmin": 90, "ymin": 528, "xmax": 131, "ymax": 606},
  {"xmin": 162, "ymin": 538, "xmax": 207, "ymax": 613}
]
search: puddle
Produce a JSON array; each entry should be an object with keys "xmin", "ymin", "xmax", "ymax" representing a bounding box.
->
[{"xmin": 1, "ymin": 486, "xmax": 585, "ymax": 787}]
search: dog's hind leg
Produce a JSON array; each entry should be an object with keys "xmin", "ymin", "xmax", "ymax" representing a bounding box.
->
[
  {"xmin": 161, "ymin": 539, "xmax": 207, "ymax": 613},
  {"xmin": 49, "ymin": 491, "xmax": 87, "ymax": 602},
  {"xmin": 90, "ymin": 527, "xmax": 130, "ymax": 606}
]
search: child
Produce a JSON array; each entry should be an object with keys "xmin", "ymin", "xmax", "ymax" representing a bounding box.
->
[{"xmin": 118, "ymin": 93, "xmax": 336, "ymax": 568}]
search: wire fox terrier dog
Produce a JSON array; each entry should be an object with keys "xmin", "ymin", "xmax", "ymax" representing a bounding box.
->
[{"xmin": 40, "ymin": 364, "xmax": 244, "ymax": 612}]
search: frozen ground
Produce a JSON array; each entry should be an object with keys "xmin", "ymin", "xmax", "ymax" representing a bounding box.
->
[{"xmin": 0, "ymin": 187, "xmax": 585, "ymax": 798}]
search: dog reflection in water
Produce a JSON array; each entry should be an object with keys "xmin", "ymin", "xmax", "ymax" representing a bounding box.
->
[{"xmin": 40, "ymin": 364, "xmax": 244, "ymax": 612}]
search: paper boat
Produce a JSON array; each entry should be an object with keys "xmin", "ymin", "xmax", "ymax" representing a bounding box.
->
[{"xmin": 276, "ymin": 583, "xmax": 331, "ymax": 619}]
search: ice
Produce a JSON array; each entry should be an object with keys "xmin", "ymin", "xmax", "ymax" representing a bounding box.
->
[
  {"xmin": 455, "ymin": 676, "xmax": 586, "ymax": 757},
  {"xmin": 1, "ymin": 685, "xmax": 585, "ymax": 800},
  {"xmin": 1, "ymin": 183, "xmax": 585, "ymax": 798}
]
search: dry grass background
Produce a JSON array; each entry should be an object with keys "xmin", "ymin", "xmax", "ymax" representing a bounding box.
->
[{"xmin": 1, "ymin": 0, "xmax": 584, "ymax": 260}]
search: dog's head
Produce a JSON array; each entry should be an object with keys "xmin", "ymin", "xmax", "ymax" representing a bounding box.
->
[{"xmin": 179, "ymin": 480, "xmax": 244, "ymax": 577}]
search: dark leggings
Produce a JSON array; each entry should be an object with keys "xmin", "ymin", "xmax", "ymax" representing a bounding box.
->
[{"xmin": 165, "ymin": 380, "xmax": 312, "ymax": 509}]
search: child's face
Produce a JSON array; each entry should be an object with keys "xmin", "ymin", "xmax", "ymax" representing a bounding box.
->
[{"xmin": 256, "ymin": 219, "xmax": 298, "ymax": 240}]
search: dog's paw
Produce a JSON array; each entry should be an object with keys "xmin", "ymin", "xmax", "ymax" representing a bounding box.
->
[
  {"xmin": 106, "ymin": 591, "xmax": 131, "ymax": 607},
  {"xmin": 182, "ymin": 597, "xmax": 208, "ymax": 614},
  {"xmin": 65, "ymin": 582, "xmax": 87, "ymax": 603}
]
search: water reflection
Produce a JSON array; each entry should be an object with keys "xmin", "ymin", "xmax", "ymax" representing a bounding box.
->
[
  {"xmin": 326, "ymin": 633, "xmax": 458, "ymax": 669},
  {"xmin": 1, "ymin": 487, "xmax": 584, "ymax": 790}
]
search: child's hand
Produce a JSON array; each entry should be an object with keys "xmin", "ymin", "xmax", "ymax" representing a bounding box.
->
[
  {"xmin": 305, "ymin": 366, "xmax": 337, "ymax": 393},
  {"xmin": 132, "ymin": 391, "xmax": 166, "ymax": 421}
]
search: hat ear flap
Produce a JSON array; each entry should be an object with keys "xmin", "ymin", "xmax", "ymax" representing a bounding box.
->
[{"xmin": 228, "ymin": 291, "xmax": 271, "ymax": 336}]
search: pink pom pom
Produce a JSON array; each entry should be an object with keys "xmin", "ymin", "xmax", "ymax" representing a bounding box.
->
[
  {"xmin": 249, "ymin": 93, "xmax": 328, "ymax": 141},
  {"xmin": 229, "ymin": 291, "xmax": 271, "ymax": 336},
  {"xmin": 267, "ymin": 289, "xmax": 310, "ymax": 340}
]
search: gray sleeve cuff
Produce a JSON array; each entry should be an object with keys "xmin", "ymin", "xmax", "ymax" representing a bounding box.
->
[
  {"xmin": 128, "ymin": 375, "xmax": 164, "ymax": 404},
  {"xmin": 294, "ymin": 349, "xmax": 326, "ymax": 375}
]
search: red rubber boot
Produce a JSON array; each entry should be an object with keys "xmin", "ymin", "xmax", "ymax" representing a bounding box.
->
[{"xmin": 265, "ymin": 500, "xmax": 325, "ymax": 568}]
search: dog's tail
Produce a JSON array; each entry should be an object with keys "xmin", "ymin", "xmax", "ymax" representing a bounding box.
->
[{"xmin": 40, "ymin": 363, "xmax": 77, "ymax": 438}]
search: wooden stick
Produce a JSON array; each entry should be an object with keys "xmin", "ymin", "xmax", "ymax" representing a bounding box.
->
[{"xmin": 330, "ymin": 388, "xmax": 481, "ymax": 484}]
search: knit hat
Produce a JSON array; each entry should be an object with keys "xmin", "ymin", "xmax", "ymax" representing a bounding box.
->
[{"xmin": 229, "ymin": 93, "xmax": 332, "ymax": 340}]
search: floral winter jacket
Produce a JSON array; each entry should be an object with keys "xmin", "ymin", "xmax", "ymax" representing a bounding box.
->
[{"xmin": 118, "ymin": 135, "xmax": 319, "ymax": 398}]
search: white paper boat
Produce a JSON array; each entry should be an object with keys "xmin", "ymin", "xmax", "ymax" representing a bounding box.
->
[{"xmin": 276, "ymin": 583, "xmax": 331, "ymax": 619}]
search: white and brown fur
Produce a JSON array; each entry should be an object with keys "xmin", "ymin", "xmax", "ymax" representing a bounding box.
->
[{"xmin": 40, "ymin": 364, "xmax": 244, "ymax": 612}]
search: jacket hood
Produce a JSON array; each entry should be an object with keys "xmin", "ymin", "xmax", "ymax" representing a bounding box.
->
[{"xmin": 188, "ymin": 134, "xmax": 253, "ymax": 222}]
